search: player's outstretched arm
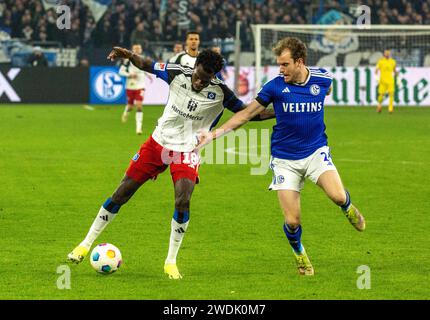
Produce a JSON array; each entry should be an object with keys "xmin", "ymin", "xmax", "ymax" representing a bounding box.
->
[
  {"xmin": 107, "ymin": 47, "xmax": 153, "ymax": 73},
  {"xmin": 259, "ymin": 107, "xmax": 276, "ymax": 120},
  {"xmin": 197, "ymin": 100, "xmax": 266, "ymax": 149}
]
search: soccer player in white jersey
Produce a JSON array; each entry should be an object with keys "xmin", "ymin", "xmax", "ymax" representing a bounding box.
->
[
  {"xmin": 118, "ymin": 44, "xmax": 153, "ymax": 135},
  {"xmin": 198, "ymin": 37, "xmax": 365, "ymax": 276},
  {"xmin": 67, "ymin": 48, "xmax": 272, "ymax": 279},
  {"xmin": 169, "ymin": 31, "xmax": 200, "ymax": 68}
]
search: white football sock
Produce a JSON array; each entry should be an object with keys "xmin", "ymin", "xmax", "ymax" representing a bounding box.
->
[
  {"xmin": 165, "ymin": 218, "xmax": 189, "ymax": 265},
  {"xmin": 79, "ymin": 206, "xmax": 117, "ymax": 250},
  {"xmin": 136, "ymin": 111, "xmax": 143, "ymax": 131}
]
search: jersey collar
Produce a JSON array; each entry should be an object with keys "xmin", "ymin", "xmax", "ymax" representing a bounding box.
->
[
  {"xmin": 186, "ymin": 50, "xmax": 199, "ymax": 58},
  {"xmin": 292, "ymin": 67, "xmax": 311, "ymax": 86}
]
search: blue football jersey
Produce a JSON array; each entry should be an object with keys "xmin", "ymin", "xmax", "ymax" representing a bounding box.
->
[{"xmin": 256, "ymin": 67, "xmax": 333, "ymax": 160}]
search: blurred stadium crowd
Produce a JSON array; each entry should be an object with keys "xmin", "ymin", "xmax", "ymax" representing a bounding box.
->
[
  {"xmin": 2, "ymin": 0, "xmax": 429, "ymax": 48},
  {"xmin": 0, "ymin": 0, "xmax": 307, "ymax": 50},
  {"xmin": 0, "ymin": 0, "xmax": 429, "ymax": 67}
]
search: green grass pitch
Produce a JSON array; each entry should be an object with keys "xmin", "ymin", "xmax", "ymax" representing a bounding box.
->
[{"xmin": 0, "ymin": 104, "xmax": 429, "ymax": 300}]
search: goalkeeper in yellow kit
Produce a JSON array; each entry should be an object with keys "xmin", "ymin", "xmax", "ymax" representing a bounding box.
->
[{"xmin": 375, "ymin": 50, "xmax": 399, "ymax": 114}]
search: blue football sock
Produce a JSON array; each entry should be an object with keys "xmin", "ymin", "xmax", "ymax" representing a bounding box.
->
[
  {"xmin": 103, "ymin": 197, "xmax": 121, "ymax": 214},
  {"xmin": 340, "ymin": 190, "xmax": 351, "ymax": 212},
  {"xmin": 173, "ymin": 208, "xmax": 189, "ymax": 224},
  {"xmin": 283, "ymin": 223, "xmax": 303, "ymax": 254}
]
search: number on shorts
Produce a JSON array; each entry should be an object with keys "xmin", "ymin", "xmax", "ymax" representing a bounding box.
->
[
  {"xmin": 183, "ymin": 152, "xmax": 199, "ymax": 167},
  {"xmin": 320, "ymin": 151, "xmax": 333, "ymax": 166}
]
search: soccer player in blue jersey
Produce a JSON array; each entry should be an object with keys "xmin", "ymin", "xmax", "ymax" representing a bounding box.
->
[{"xmin": 197, "ymin": 37, "xmax": 365, "ymax": 276}]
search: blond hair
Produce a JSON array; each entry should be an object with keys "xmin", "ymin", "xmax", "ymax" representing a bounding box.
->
[{"xmin": 272, "ymin": 37, "xmax": 307, "ymax": 63}]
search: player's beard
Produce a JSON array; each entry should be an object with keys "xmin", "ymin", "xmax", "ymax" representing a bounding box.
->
[{"xmin": 285, "ymin": 68, "xmax": 305, "ymax": 84}]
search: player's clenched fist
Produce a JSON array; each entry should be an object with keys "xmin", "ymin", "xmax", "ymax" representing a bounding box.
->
[{"xmin": 107, "ymin": 47, "xmax": 133, "ymax": 61}]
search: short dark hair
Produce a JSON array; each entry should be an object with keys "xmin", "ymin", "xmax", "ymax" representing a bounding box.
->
[
  {"xmin": 195, "ymin": 49, "xmax": 224, "ymax": 74},
  {"xmin": 186, "ymin": 31, "xmax": 200, "ymax": 40},
  {"xmin": 272, "ymin": 37, "xmax": 307, "ymax": 63}
]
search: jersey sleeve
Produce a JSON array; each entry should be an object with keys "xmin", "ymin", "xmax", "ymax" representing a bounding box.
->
[
  {"xmin": 168, "ymin": 52, "xmax": 185, "ymax": 64},
  {"xmin": 376, "ymin": 60, "xmax": 381, "ymax": 69},
  {"xmin": 317, "ymin": 68, "xmax": 334, "ymax": 88},
  {"xmin": 255, "ymin": 80, "xmax": 275, "ymax": 108},
  {"xmin": 150, "ymin": 61, "xmax": 184, "ymax": 84},
  {"xmin": 118, "ymin": 64, "xmax": 129, "ymax": 77},
  {"xmin": 168, "ymin": 54, "xmax": 178, "ymax": 63},
  {"xmin": 118, "ymin": 60, "xmax": 131, "ymax": 77},
  {"xmin": 219, "ymin": 83, "xmax": 244, "ymax": 112}
]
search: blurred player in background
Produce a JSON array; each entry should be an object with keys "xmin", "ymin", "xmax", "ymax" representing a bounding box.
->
[
  {"xmin": 172, "ymin": 41, "xmax": 184, "ymax": 56},
  {"xmin": 211, "ymin": 46, "xmax": 229, "ymax": 82},
  {"xmin": 375, "ymin": 50, "xmax": 399, "ymax": 114},
  {"xmin": 169, "ymin": 31, "xmax": 200, "ymax": 68},
  {"xmin": 67, "ymin": 47, "xmax": 273, "ymax": 280},
  {"xmin": 198, "ymin": 37, "xmax": 365, "ymax": 276},
  {"xmin": 119, "ymin": 44, "xmax": 153, "ymax": 134}
]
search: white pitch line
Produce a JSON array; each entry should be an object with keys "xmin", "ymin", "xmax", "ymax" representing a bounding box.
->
[
  {"xmin": 337, "ymin": 158, "xmax": 426, "ymax": 165},
  {"xmin": 83, "ymin": 105, "xmax": 95, "ymax": 111},
  {"xmin": 225, "ymin": 146, "xmax": 268, "ymax": 156},
  {"xmin": 225, "ymin": 148, "xmax": 425, "ymax": 166}
]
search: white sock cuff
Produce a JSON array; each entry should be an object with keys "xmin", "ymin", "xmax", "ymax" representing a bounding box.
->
[
  {"xmin": 171, "ymin": 218, "xmax": 189, "ymax": 230},
  {"xmin": 98, "ymin": 206, "xmax": 117, "ymax": 222}
]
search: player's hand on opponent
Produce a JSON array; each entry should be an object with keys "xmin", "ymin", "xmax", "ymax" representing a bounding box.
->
[
  {"xmin": 107, "ymin": 47, "xmax": 133, "ymax": 61},
  {"xmin": 195, "ymin": 130, "xmax": 215, "ymax": 150}
]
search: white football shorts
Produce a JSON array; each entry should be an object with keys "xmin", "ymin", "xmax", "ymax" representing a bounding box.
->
[{"xmin": 269, "ymin": 146, "xmax": 338, "ymax": 192}]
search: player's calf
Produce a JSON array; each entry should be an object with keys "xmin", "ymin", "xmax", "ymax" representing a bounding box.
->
[
  {"xmin": 330, "ymin": 189, "xmax": 347, "ymax": 207},
  {"xmin": 135, "ymin": 109, "xmax": 143, "ymax": 135},
  {"xmin": 111, "ymin": 176, "xmax": 142, "ymax": 205}
]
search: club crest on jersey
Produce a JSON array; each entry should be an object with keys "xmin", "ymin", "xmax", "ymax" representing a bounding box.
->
[
  {"xmin": 310, "ymin": 84, "xmax": 320, "ymax": 96},
  {"xmin": 207, "ymin": 92, "xmax": 216, "ymax": 100},
  {"xmin": 154, "ymin": 63, "xmax": 166, "ymax": 71},
  {"xmin": 132, "ymin": 153, "xmax": 140, "ymax": 161},
  {"xmin": 187, "ymin": 99, "xmax": 198, "ymax": 112}
]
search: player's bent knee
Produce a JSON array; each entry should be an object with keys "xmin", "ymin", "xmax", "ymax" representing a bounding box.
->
[{"xmin": 283, "ymin": 215, "xmax": 301, "ymax": 228}]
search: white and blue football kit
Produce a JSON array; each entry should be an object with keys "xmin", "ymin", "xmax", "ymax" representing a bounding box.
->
[
  {"xmin": 149, "ymin": 62, "xmax": 244, "ymax": 152},
  {"xmin": 256, "ymin": 67, "xmax": 338, "ymax": 192}
]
